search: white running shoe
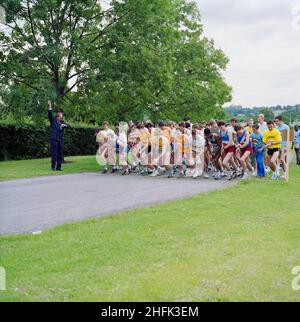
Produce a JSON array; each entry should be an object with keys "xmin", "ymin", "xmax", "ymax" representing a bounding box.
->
[
  {"xmin": 150, "ymin": 169, "xmax": 160, "ymax": 177},
  {"xmin": 192, "ymin": 169, "xmax": 202, "ymax": 179},
  {"xmin": 220, "ymin": 171, "xmax": 227, "ymax": 178},
  {"xmin": 281, "ymin": 173, "xmax": 287, "ymax": 180},
  {"xmin": 140, "ymin": 168, "xmax": 148, "ymax": 175},
  {"xmin": 203, "ymin": 173, "xmax": 210, "ymax": 179},
  {"xmin": 242, "ymin": 172, "xmax": 250, "ymax": 180},
  {"xmin": 226, "ymin": 171, "xmax": 234, "ymax": 180},
  {"xmin": 265, "ymin": 166, "xmax": 271, "ymax": 174},
  {"xmin": 214, "ymin": 171, "xmax": 222, "ymax": 180}
]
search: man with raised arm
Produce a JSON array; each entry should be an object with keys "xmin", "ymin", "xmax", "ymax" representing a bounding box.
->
[{"xmin": 48, "ymin": 100, "xmax": 68, "ymax": 172}]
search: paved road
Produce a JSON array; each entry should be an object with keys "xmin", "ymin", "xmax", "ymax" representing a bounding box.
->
[{"xmin": 0, "ymin": 173, "xmax": 236, "ymax": 235}]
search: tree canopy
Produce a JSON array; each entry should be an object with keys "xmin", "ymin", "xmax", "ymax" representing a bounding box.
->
[{"xmin": 0, "ymin": 0, "xmax": 232, "ymax": 123}]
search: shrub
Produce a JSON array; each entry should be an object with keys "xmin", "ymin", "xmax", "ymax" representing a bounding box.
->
[{"xmin": 0, "ymin": 122, "xmax": 99, "ymax": 161}]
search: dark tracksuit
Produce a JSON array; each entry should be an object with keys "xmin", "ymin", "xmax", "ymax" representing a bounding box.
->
[{"xmin": 48, "ymin": 110, "xmax": 65, "ymax": 170}]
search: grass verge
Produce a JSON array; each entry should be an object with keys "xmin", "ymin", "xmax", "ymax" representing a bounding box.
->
[{"xmin": 0, "ymin": 166, "xmax": 299, "ymax": 301}]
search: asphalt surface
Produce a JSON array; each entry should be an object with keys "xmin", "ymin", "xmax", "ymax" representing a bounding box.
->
[{"xmin": 0, "ymin": 173, "xmax": 236, "ymax": 235}]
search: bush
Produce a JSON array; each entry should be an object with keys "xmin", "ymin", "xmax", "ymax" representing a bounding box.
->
[{"xmin": 0, "ymin": 122, "xmax": 99, "ymax": 161}]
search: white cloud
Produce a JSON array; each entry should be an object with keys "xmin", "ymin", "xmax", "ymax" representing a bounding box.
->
[{"xmin": 196, "ymin": 0, "xmax": 300, "ymax": 106}]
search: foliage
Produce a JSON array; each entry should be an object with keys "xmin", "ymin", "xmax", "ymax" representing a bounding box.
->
[
  {"xmin": 226, "ymin": 104, "xmax": 300, "ymax": 125},
  {"xmin": 0, "ymin": 121, "xmax": 99, "ymax": 160},
  {"xmin": 0, "ymin": 0, "xmax": 231, "ymax": 123}
]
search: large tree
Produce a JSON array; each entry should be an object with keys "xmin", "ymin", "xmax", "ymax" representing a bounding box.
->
[
  {"xmin": 0, "ymin": 0, "xmax": 130, "ymax": 108},
  {"xmin": 79, "ymin": 0, "xmax": 232, "ymax": 122},
  {"xmin": 0, "ymin": 0, "xmax": 232, "ymax": 122}
]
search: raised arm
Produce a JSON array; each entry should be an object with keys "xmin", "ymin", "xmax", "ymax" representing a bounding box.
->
[{"xmin": 48, "ymin": 100, "xmax": 54, "ymax": 124}]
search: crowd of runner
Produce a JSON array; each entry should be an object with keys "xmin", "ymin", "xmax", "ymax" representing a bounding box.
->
[{"xmin": 96, "ymin": 114, "xmax": 300, "ymax": 181}]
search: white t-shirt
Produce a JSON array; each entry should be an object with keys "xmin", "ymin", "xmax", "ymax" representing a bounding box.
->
[
  {"xmin": 259, "ymin": 122, "xmax": 268, "ymax": 135},
  {"xmin": 227, "ymin": 126, "xmax": 236, "ymax": 137},
  {"xmin": 97, "ymin": 129, "xmax": 115, "ymax": 144}
]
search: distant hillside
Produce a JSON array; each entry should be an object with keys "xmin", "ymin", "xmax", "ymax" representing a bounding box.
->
[{"xmin": 225, "ymin": 104, "xmax": 300, "ymax": 124}]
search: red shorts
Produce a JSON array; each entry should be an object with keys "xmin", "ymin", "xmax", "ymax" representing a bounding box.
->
[
  {"xmin": 240, "ymin": 146, "xmax": 252, "ymax": 156},
  {"xmin": 224, "ymin": 146, "xmax": 236, "ymax": 155}
]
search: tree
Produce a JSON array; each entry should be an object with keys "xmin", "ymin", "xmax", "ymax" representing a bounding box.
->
[
  {"xmin": 77, "ymin": 0, "xmax": 232, "ymax": 122},
  {"xmin": 0, "ymin": 0, "xmax": 232, "ymax": 123},
  {"xmin": 0, "ymin": 0, "xmax": 130, "ymax": 111}
]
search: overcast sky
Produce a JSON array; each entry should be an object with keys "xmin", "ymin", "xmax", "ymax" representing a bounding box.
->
[{"xmin": 196, "ymin": 0, "xmax": 300, "ymax": 107}]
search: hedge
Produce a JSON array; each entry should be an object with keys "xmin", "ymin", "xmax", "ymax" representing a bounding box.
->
[{"xmin": 0, "ymin": 123, "xmax": 99, "ymax": 161}]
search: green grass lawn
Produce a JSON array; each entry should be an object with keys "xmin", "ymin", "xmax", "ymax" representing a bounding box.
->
[
  {"xmin": 0, "ymin": 166, "xmax": 300, "ymax": 302},
  {"xmin": 0, "ymin": 156, "xmax": 99, "ymax": 181}
]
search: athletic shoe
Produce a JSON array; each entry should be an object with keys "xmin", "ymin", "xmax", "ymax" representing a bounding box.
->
[
  {"xmin": 132, "ymin": 166, "xmax": 140, "ymax": 174},
  {"xmin": 281, "ymin": 173, "xmax": 288, "ymax": 180},
  {"xmin": 102, "ymin": 168, "xmax": 108, "ymax": 174},
  {"xmin": 231, "ymin": 171, "xmax": 238, "ymax": 180},
  {"xmin": 193, "ymin": 169, "xmax": 203, "ymax": 179},
  {"xmin": 220, "ymin": 171, "xmax": 227, "ymax": 178},
  {"xmin": 235, "ymin": 170, "xmax": 242, "ymax": 178},
  {"xmin": 203, "ymin": 172, "xmax": 210, "ymax": 179},
  {"xmin": 111, "ymin": 167, "xmax": 118, "ymax": 174},
  {"xmin": 178, "ymin": 171, "xmax": 185, "ymax": 178},
  {"xmin": 241, "ymin": 172, "xmax": 250, "ymax": 180},
  {"xmin": 150, "ymin": 169, "xmax": 160, "ymax": 177},
  {"xmin": 271, "ymin": 173, "xmax": 279, "ymax": 180},
  {"xmin": 214, "ymin": 172, "xmax": 222, "ymax": 180},
  {"xmin": 122, "ymin": 168, "xmax": 131, "ymax": 176},
  {"xmin": 140, "ymin": 168, "xmax": 148, "ymax": 175},
  {"xmin": 211, "ymin": 171, "xmax": 217, "ymax": 179},
  {"xmin": 265, "ymin": 166, "xmax": 271, "ymax": 174},
  {"xmin": 226, "ymin": 171, "xmax": 234, "ymax": 180}
]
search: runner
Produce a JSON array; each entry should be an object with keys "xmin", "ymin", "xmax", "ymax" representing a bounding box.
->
[
  {"xmin": 96, "ymin": 121, "xmax": 116, "ymax": 174},
  {"xmin": 275, "ymin": 115, "xmax": 290, "ymax": 180},
  {"xmin": 257, "ymin": 114, "xmax": 268, "ymax": 135},
  {"xmin": 150, "ymin": 121, "xmax": 172, "ymax": 177},
  {"xmin": 263, "ymin": 120, "xmax": 282, "ymax": 180},
  {"xmin": 235, "ymin": 125, "xmax": 252, "ymax": 179},
  {"xmin": 251, "ymin": 125, "xmax": 265, "ymax": 177},
  {"xmin": 127, "ymin": 123, "xmax": 141, "ymax": 173},
  {"xmin": 293, "ymin": 125, "xmax": 300, "ymax": 166},
  {"xmin": 114, "ymin": 122, "xmax": 130, "ymax": 175},
  {"xmin": 137, "ymin": 122, "xmax": 151, "ymax": 175},
  {"xmin": 218, "ymin": 121, "xmax": 237, "ymax": 180},
  {"xmin": 173, "ymin": 122, "xmax": 189, "ymax": 177},
  {"xmin": 204, "ymin": 128, "xmax": 223, "ymax": 179},
  {"xmin": 245, "ymin": 118, "xmax": 254, "ymax": 135},
  {"xmin": 188, "ymin": 126, "xmax": 205, "ymax": 179}
]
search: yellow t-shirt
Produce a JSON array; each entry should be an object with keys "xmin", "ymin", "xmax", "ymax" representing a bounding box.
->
[
  {"xmin": 158, "ymin": 128, "xmax": 171, "ymax": 148},
  {"xmin": 263, "ymin": 129, "xmax": 282, "ymax": 149},
  {"xmin": 245, "ymin": 126, "xmax": 253, "ymax": 135}
]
